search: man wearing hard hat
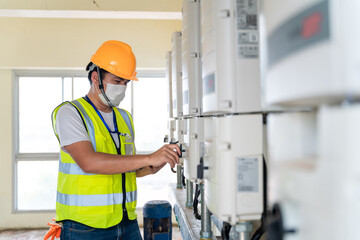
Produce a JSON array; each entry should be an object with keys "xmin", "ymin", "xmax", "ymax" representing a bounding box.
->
[{"xmin": 46, "ymin": 40, "xmax": 180, "ymax": 240}]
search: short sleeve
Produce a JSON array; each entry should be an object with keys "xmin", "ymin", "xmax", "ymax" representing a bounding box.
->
[{"xmin": 55, "ymin": 103, "xmax": 91, "ymax": 147}]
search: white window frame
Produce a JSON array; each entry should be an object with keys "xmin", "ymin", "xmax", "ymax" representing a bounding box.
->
[
  {"xmin": 12, "ymin": 69, "xmax": 165, "ymax": 213},
  {"xmin": 13, "ymin": 70, "xmax": 87, "ymax": 213}
]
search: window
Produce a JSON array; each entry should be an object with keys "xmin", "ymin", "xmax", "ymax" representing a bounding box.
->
[
  {"xmin": 132, "ymin": 77, "xmax": 177, "ymax": 207},
  {"xmin": 14, "ymin": 72, "xmax": 90, "ymax": 211},
  {"xmin": 14, "ymin": 70, "xmax": 175, "ymax": 212}
]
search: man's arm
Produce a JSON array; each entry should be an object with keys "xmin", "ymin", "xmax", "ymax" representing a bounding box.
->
[
  {"xmin": 135, "ymin": 163, "xmax": 166, "ymax": 177},
  {"xmin": 64, "ymin": 141, "xmax": 180, "ymax": 175}
]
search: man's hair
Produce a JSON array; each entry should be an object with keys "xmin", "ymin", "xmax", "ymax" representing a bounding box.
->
[{"xmin": 86, "ymin": 62, "xmax": 109, "ymax": 84}]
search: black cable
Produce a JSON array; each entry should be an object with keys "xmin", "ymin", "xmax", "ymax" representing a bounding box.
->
[
  {"xmin": 251, "ymin": 215, "xmax": 266, "ymax": 240},
  {"xmin": 221, "ymin": 222, "xmax": 231, "ymax": 240},
  {"xmin": 169, "ymin": 141, "xmax": 179, "ymax": 173},
  {"xmin": 181, "ymin": 167, "xmax": 186, "ymax": 187},
  {"xmin": 251, "ymin": 156, "xmax": 268, "ymax": 240},
  {"xmin": 193, "ymin": 184, "xmax": 201, "ymax": 220},
  {"xmin": 263, "ymin": 155, "xmax": 268, "ymax": 223}
]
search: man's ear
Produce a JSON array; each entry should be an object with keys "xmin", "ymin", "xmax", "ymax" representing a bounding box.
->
[{"xmin": 91, "ymin": 71, "xmax": 99, "ymax": 84}]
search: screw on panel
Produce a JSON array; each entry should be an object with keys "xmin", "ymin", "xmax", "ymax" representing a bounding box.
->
[{"xmin": 218, "ymin": 9, "xmax": 231, "ymax": 18}]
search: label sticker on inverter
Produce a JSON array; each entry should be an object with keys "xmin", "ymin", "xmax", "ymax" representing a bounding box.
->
[
  {"xmin": 238, "ymin": 32, "xmax": 258, "ymax": 44},
  {"xmin": 237, "ymin": 158, "xmax": 259, "ymax": 192},
  {"xmin": 203, "ymin": 73, "xmax": 215, "ymax": 96},
  {"xmin": 236, "ymin": 0, "xmax": 258, "ymax": 30},
  {"xmin": 200, "ymin": 142, "xmax": 205, "ymax": 157},
  {"xmin": 236, "ymin": 0, "xmax": 259, "ymax": 58},
  {"xmin": 238, "ymin": 45, "xmax": 258, "ymax": 58}
]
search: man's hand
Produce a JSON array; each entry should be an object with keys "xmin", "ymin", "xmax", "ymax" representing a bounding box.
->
[
  {"xmin": 63, "ymin": 142, "xmax": 180, "ymax": 175},
  {"xmin": 148, "ymin": 163, "xmax": 166, "ymax": 174},
  {"xmin": 148, "ymin": 144, "xmax": 180, "ymax": 168},
  {"xmin": 136, "ymin": 163, "xmax": 166, "ymax": 177}
]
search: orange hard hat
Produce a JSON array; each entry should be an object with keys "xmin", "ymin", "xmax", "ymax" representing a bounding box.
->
[{"xmin": 91, "ymin": 40, "xmax": 138, "ymax": 81}]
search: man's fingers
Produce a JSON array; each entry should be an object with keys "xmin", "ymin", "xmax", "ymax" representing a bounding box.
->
[
  {"xmin": 164, "ymin": 145, "xmax": 180, "ymax": 162},
  {"xmin": 164, "ymin": 152, "xmax": 176, "ymax": 168},
  {"xmin": 164, "ymin": 147, "xmax": 180, "ymax": 164},
  {"xmin": 164, "ymin": 159, "xmax": 174, "ymax": 169},
  {"xmin": 149, "ymin": 144, "xmax": 181, "ymax": 169},
  {"xmin": 167, "ymin": 144, "xmax": 181, "ymax": 155}
]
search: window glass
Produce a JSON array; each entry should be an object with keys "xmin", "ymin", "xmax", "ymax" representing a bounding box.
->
[
  {"xmin": 19, "ymin": 77, "xmax": 62, "ymax": 153},
  {"xmin": 16, "ymin": 73, "xmax": 169, "ymax": 211},
  {"xmin": 17, "ymin": 161, "xmax": 58, "ymax": 210},
  {"xmin": 119, "ymin": 81, "xmax": 132, "ymax": 113},
  {"xmin": 136, "ymin": 165, "xmax": 177, "ymax": 207},
  {"xmin": 133, "ymin": 77, "xmax": 174, "ymax": 207},
  {"xmin": 133, "ymin": 78, "xmax": 168, "ymax": 151},
  {"xmin": 63, "ymin": 77, "xmax": 73, "ymax": 101},
  {"xmin": 73, "ymin": 77, "xmax": 91, "ymax": 100}
]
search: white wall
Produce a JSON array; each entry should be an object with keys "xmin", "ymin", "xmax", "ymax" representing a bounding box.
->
[{"xmin": 0, "ymin": 17, "xmax": 181, "ymax": 229}]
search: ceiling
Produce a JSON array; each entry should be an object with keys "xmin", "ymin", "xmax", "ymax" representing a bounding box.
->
[
  {"xmin": 0, "ymin": 0, "xmax": 182, "ymax": 19},
  {"xmin": 0, "ymin": 0, "xmax": 182, "ymax": 12}
]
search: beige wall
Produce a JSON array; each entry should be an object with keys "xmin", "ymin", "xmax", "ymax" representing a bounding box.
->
[
  {"xmin": 0, "ymin": 17, "xmax": 181, "ymax": 69},
  {"xmin": 0, "ymin": 17, "xmax": 181, "ymax": 229}
]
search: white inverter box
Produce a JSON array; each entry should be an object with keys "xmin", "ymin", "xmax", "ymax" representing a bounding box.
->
[
  {"xmin": 166, "ymin": 51, "xmax": 173, "ymax": 119},
  {"xmin": 205, "ymin": 114, "xmax": 264, "ymax": 224},
  {"xmin": 262, "ymin": 0, "xmax": 360, "ymax": 107},
  {"xmin": 172, "ymin": 31, "xmax": 183, "ymax": 118},
  {"xmin": 183, "ymin": 117, "xmax": 205, "ymax": 182},
  {"xmin": 182, "ymin": 0, "xmax": 202, "ymax": 116},
  {"xmin": 201, "ymin": 0, "xmax": 261, "ymax": 114}
]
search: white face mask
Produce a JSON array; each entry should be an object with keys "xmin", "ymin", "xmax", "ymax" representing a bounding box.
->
[{"xmin": 99, "ymin": 83, "xmax": 127, "ymax": 107}]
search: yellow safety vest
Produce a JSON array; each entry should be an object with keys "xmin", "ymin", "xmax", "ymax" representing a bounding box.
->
[{"xmin": 51, "ymin": 97, "xmax": 137, "ymax": 228}]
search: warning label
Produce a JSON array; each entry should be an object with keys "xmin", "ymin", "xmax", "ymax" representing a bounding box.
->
[{"xmin": 237, "ymin": 158, "xmax": 259, "ymax": 192}]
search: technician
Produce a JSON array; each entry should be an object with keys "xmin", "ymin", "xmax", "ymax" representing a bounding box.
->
[{"xmin": 51, "ymin": 40, "xmax": 180, "ymax": 239}]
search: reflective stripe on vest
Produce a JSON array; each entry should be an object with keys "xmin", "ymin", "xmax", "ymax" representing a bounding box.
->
[
  {"xmin": 57, "ymin": 190, "xmax": 137, "ymax": 207},
  {"xmin": 59, "ymin": 161, "xmax": 135, "ymax": 175},
  {"xmin": 118, "ymin": 109, "xmax": 134, "ymax": 141},
  {"xmin": 126, "ymin": 190, "xmax": 137, "ymax": 204},
  {"xmin": 70, "ymin": 100, "xmax": 97, "ymax": 151},
  {"xmin": 59, "ymin": 160, "xmax": 94, "ymax": 175}
]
